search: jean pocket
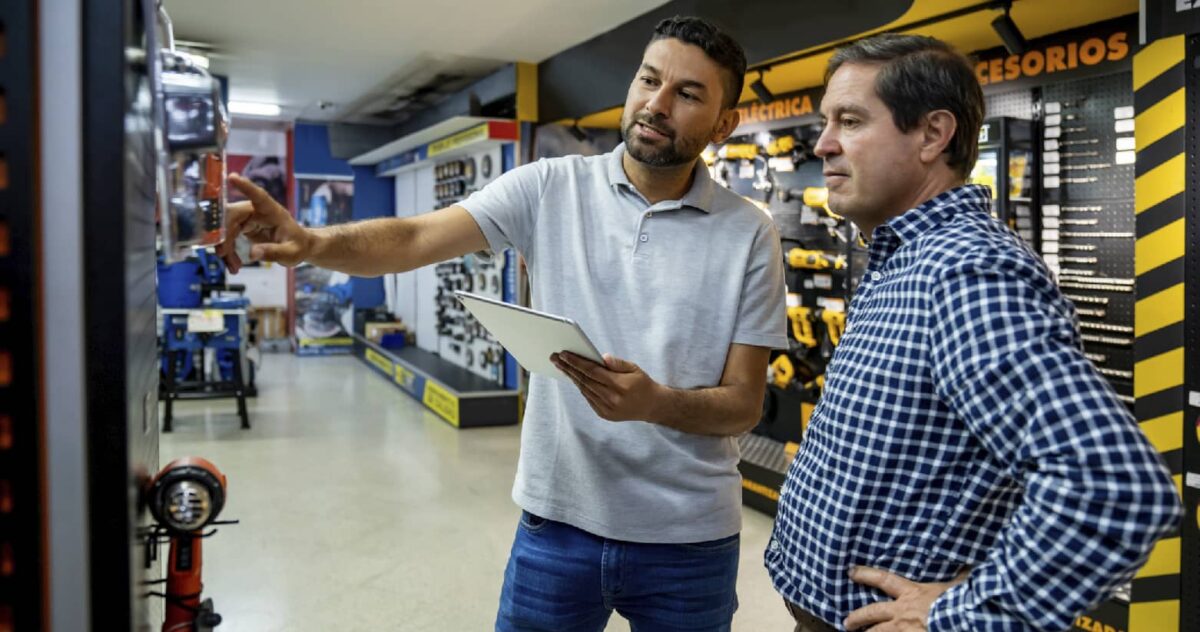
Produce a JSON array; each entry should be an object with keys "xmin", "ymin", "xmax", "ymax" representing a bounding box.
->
[
  {"xmin": 678, "ymin": 533, "xmax": 740, "ymax": 553},
  {"xmin": 518, "ymin": 511, "xmax": 550, "ymax": 533}
]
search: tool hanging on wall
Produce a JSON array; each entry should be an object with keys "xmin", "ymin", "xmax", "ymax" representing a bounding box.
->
[
  {"xmin": 787, "ymin": 306, "xmax": 819, "ymax": 349},
  {"xmin": 819, "ymin": 309, "xmax": 846, "ymax": 361},
  {"xmin": 1075, "ymin": 307, "xmax": 1108, "ymax": 319},
  {"xmin": 1098, "ymin": 367, "xmax": 1135, "ymax": 380},
  {"xmin": 1060, "ymin": 282, "xmax": 1133, "ymax": 293},
  {"xmin": 786, "ymin": 247, "xmax": 846, "ymax": 271},
  {"xmin": 770, "ymin": 354, "xmax": 795, "ymax": 389},
  {"xmin": 1080, "ymin": 322, "xmax": 1135, "ymax": 334},
  {"xmin": 1081, "ymin": 333, "xmax": 1134, "ymax": 346},
  {"xmin": 1064, "ymin": 294, "xmax": 1109, "ymax": 305}
]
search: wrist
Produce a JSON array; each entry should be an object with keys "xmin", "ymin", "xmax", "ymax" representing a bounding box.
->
[
  {"xmin": 302, "ymin": 226, "xmax": 323, "ymax": 263},
  {"xmin": 644, "ymin": 382, "xmax": 673, "ymax": 426}
]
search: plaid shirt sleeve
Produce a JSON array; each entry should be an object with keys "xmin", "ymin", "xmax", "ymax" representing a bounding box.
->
[{"xmin": 924, "ymin": 251, "xmax": 1183, "ymax": 631}]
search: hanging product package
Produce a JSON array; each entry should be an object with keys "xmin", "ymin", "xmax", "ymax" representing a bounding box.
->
[{"xmin": 155, "ymin": 43, "xmax": 229, "ymax": 261}]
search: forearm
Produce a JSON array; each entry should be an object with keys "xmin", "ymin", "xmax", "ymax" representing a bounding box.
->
[
  {"xmin": 647, "ymin": 383, "xmax": 761, "ymax": 437},
  {"xmin": 307, "ymin": 217, "xmax": 418, "ymax": 276},
  {"xmin": 930, "ymin": 362, "xmax": 1181, "ymax": 630}
]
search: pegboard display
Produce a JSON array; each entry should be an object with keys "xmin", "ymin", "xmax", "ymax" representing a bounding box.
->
[
  {"xmin": 708, "ymin": 125, "xmax": 864, "ymax": 448},
  {"xmin": 985, "ymin": 88, "xmax": 1035, "ymax": 120},
  {"xmin": 434, "ymin": 255, "xmax": 507, "ymax": 384},
  {"xmin": 1039, "ymin": 71, "xmax": 1136, "ymax": 399},
  {"xmin": 429, "ymin": 146, "xmax": 515, "ymax": 386},
  {"xmin": 0, "ymin": 1, "xmax": 44, "ymax": 628}
]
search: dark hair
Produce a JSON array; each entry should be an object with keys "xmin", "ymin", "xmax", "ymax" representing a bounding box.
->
[
  {"xmin": 650, "ymin": 16, "xmax": 747, "ymax": 109},
  {"xmin": 826, "ymin": 34, "xmax": 984, "ymax": 179}
]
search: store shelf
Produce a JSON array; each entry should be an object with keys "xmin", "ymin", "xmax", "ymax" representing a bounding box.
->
[
  {"xmin": 349, "ymin": 116, "xmax": 506, "ymax": 165},
  {"xmin": 353, "ymin": 334, "xmax": 519, "ymax": 428},
  {"xmin": 350, "ymin": 118, "xmax": 518, "ymax": 177}
]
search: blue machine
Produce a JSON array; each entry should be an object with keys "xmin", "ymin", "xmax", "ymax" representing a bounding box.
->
[{"xmin": 157, "ymin": 248, "xmax": 254, "ymax": 430}]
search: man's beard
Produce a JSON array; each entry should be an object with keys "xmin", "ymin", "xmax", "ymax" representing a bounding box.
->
[{"xmin": 621, "ymin": 113, "xmax": 705, "ymax": 168}]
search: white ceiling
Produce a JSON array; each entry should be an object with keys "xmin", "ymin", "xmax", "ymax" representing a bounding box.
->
[{"xmin": 163, "ymin": 0, "xmax": 671, "ymax": 123}]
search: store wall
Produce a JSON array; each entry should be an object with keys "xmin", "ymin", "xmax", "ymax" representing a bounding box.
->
[
  {"xmin": 226, "ymin": 125, "xmax": 290, "ymax": 308},
  {"xmin": 294, "ymin": 122, "xmax": 354, "ymax": 177},
  {"xmin": 293, "ymin": 122, "xmax": 394, "ymax": 327},
  {"xmin": 351, "ymin": 164, "xmax": 392, "ymax": 309},
  {"xmin": 391, "ymin": 170, "xmax": 420, "ymax": 329}
]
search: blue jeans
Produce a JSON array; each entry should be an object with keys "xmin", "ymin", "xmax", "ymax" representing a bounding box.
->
[{"xmin": 495, "ymin": 511, "xmax": 740, "ymax": 632}]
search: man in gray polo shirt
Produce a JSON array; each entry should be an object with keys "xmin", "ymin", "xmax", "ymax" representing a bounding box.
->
[{"xmin": 219, "ymin": 16, "xmax": 786, "ymax": 631}]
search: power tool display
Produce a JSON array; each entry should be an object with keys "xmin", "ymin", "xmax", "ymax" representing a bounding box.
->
[
  {"xmin": 707, "ymin": 126, "xmax": 865, "ymax": 445},
  {"xmin": 428, "ymin": 147, "xmax": 513, "ymax": 386}
]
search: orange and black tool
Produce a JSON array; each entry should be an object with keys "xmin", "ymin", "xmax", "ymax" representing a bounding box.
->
[{"xmin": 145, "ymin": 457, "xmax": 232, "ymax": 632}]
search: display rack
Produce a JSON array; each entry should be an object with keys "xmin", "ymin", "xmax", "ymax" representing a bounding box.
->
[{"xmin": 354, "ymin": 335, "xmax": 519, "ymax": 428}]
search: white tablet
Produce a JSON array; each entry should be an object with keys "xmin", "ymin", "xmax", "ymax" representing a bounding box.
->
[{"xmin": 454, "ymin": 291, "xmax": 605, "ymax": 381}]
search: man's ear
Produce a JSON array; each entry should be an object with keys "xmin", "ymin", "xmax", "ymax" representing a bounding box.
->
[
  {"xmin": 712, "ymin": 108, "xmax": 741, "ymax": 145},
  {"xmin": 919, "ymin": 110, "xmax": 958, "ymax": 166}
]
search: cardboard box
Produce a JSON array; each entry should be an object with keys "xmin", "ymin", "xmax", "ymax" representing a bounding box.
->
[{"xmin": 366, "ymin": 322, "xmax": 407, "ymax": 343}]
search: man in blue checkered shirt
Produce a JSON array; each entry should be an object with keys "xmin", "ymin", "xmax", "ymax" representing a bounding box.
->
[{"xmin": 765, "ymin": 34, "xmax": 1182, "ymax": 632}]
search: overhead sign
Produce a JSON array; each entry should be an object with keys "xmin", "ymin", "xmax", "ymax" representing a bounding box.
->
[
  {"xmin": 1142, "ymin": 0, "xmax": 1200, "ymax": 42},
  {"xmin": 428, "ymin": 123, "xmax": 491, "ymax": 157},
  {"xmin": 734, "ymin": 87, "xmax": 824, "ymax": 134},
  {"xmin": 973, "ymin": 18, "xmax": 1133, "ymax": 89}
]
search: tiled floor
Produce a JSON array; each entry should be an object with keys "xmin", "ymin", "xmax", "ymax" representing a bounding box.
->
[{"xmin": 161, "ymin": 353, "xmax": 794, "ymax": 631}]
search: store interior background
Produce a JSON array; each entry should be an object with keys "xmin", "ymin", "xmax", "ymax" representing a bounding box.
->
[{"xmin": 7, "ymin": 0, "xmax": 1198, "ymax": 630}]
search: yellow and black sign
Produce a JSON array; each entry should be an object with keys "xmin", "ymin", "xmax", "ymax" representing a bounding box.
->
[
  {"xmin": 423, "ymin": 381, "xmax": 461, "ymax": 427},
  {"xmin": 365, "ymin": 348, "xmax": 393, "ymax": 375},
  {"xmin": 734, "ymin": 87, "xmax": 823, "ymax": 134},
  {"xmin": 974, "ymin": 18, "xmax": 1134, "ymax": 90},
  {"xmin": 428, "ymin": 123, "xmax": 490, "ymax": 158},
  {"xmin": 1128, "ymin": 34, "xmax": 1186, "ymax": 632}
]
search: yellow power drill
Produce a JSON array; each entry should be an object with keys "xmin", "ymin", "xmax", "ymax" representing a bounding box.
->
[{"xmin": 787, "ymin": 248, "xmax": 846, "ymax": 271}]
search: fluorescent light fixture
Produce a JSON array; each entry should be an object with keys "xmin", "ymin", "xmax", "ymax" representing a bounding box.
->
[{"xmin": 228, "ymin": 101, "xmax": 282, "ymax": 117}]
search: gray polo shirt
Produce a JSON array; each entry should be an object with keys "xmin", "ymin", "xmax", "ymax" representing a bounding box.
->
[{"xmin": 460, "ymin": 143, "xmax": 787, "ymax": 543}]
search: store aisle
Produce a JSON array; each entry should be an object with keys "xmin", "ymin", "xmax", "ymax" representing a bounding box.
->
[{"xmin": 161, "ymin": 353, "xmax": 794, "ymax": 631}]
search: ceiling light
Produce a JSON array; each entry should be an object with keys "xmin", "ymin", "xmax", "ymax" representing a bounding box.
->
[
  {"xmin": 991, "ymin": 4, "xmax": 1027, "ymax": 55},
  {"xmin": 750, "ymin": 71, "xmax": 774, "ymax": 104},
  {"xmin": 228, "ymin": 101, "xmax": 282, "ymax": 117}
]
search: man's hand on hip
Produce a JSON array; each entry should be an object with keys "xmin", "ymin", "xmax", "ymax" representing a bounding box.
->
[
  {"xmin": 551, "ymin": 352, "xmax": 664, "ymax": 422},
  {"xmin": 216, "ymin": 173, "xmax": 314, "ymax": 272},
  {"xmin": 843, "ymin": 566, "xmax": 968, "ymax": 631}
]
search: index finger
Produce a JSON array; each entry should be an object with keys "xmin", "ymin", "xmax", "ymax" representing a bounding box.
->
[
  {"xmin": 228, "ymin": 173, "xmax": 274, "ymax": 207},
  {"xmin": 849, "ymin": 566, "xmax": 914, "ymax": 599}
]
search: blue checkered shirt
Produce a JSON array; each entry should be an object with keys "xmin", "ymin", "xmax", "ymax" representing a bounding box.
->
[{"xmin": 765, "ymin": 185, "xmax": 1182, "ymax": 631}]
